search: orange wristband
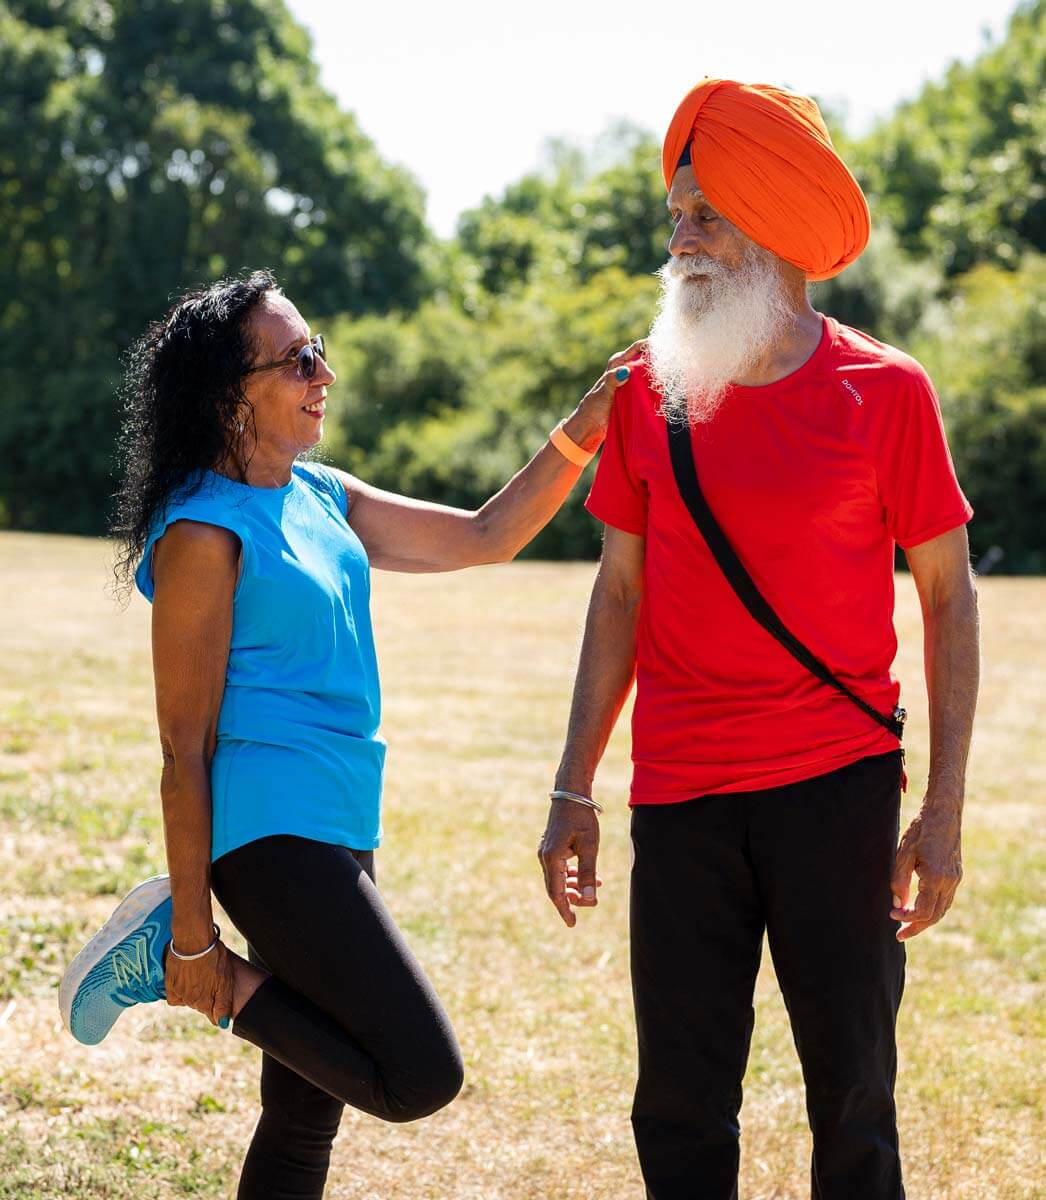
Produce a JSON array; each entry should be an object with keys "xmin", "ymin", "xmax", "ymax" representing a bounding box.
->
[{"xmin": 549, "ymin": 420, "xmax": 596, "ymax": 468}]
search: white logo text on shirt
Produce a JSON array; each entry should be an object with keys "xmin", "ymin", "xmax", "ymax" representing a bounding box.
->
[{"xmin": 842, "ymin": 378, "xmax": 863, "ymax": 405}]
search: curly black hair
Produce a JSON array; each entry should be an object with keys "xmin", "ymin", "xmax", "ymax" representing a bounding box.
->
[{"xmin": 109, "ymin": 269, "xmax": 279, "ymax": 601}]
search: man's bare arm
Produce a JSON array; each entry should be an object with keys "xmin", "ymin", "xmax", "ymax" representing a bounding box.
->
[
  {"xmin": 538, "ymin": 526, "xmax": 645, "ymax": 926},
  {"xmin": 890, "ymin": 524, "xmax": 979, "ymax": 941}
]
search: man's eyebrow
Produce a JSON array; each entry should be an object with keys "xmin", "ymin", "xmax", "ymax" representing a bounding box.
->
[{"xmin": 667, "ymin": 188, "xmax": 710, "ymax": 209}]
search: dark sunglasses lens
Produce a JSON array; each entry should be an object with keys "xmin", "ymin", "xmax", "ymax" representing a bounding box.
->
[{"xmin": 299, "ymin": 344, "xmax": 316, "ymax": 379}]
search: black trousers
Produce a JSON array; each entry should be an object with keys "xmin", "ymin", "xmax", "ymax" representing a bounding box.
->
[
  {"xmin": 210, "ymin": 835, "xmax": 463, "ymax": 1200},
  {"xmin": 630, "ymin": 751, "xmax": 906, "ymax": 1200}
]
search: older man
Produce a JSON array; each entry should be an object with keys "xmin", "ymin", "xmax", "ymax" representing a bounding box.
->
[{"xmin": 538, "ymin": 79, "xmax": 979, "ymax": 1199}]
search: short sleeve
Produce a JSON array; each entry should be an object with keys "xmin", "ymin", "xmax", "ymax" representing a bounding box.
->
[
  {"xmin": 873, "ymin": 364, "xmax": 973, "ymax": 550},
  {"xmin": 585, "ymin": 379, "xmax": 648, "ymax": 536},
  {"xmin": 134, "ymin": 496, "xmax": 248, "ymax": 603}
]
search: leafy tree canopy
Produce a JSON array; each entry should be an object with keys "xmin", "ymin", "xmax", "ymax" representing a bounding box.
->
[
  {"xmin": 0, "ymin": 0, "xmax": 430, "ymax": 528},
  {"xmin": 852, "ymin": 0, "xmax": 1044, "ymax": 276},
  {"xmin": 1, "ymin": 0, "xmax": 1042, "ymax": 569}
]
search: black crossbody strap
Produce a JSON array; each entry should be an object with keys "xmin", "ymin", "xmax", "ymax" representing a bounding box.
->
[{"xmin": 666, "ymin": 418, "xmax": 905, "ymax": 742}]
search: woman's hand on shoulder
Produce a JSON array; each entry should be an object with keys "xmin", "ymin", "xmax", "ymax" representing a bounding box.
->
[
  {"xmin": 586, "ymin": 339, "xmax": 648, "ymax": 425},
  {"xmin": 566, "ymin": 340, "xmax": 648, "ymax": 451}
]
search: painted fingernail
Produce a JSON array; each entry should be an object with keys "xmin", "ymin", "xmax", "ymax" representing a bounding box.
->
[
  {"xmin": 615, "ymin": 366, "xmax": 630, "ymax": 382},
  {"xmin": 583, "ymin": 886, "xmax": 596, "ymax": 900},
  {"xmin": 219, "ymin": 1016, "xmax": 230, "ymax": 1030}
]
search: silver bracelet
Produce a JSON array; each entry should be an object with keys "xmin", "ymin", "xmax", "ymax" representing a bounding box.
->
[
  {"xmin": 549, "ymin": 789, "xmax": 605, "ymax": 815},
  {"xmin": 168, "ymin": 923, "xmax": 221, "ymax": 961}
]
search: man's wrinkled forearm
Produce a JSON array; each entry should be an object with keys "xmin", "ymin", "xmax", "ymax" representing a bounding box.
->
[
  {"xmin": 922, "ymin": 580, "xmax": 979, "ymax": 815},
  {"xmin": 555, "ymin": 584, "xmax": 640, "ymax": 795}
]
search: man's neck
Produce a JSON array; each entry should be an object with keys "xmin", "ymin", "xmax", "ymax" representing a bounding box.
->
[{"xmin": 732, "ymin": 299, "xmax": 823, "ymax": 389}]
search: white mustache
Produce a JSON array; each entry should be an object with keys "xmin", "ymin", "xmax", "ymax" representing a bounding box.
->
[
  {"xmin": 647, "ymin": 243, "xmax": 793, "ymax": 427},
  {"xmin": 661, "ymin": 255, "xmax": 727, "ymax": 281}
]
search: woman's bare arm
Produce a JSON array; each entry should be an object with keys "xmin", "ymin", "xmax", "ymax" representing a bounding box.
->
[
  {"xmin": 336, "ymin": 343, "xmax": 645, "ymax": 573},
  {"xmin": 151, "ymin": 520, "xmax": 239, "ymax": 951}
]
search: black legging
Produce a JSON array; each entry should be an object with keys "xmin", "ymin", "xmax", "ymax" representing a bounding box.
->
[{"xmin": 210, "ymin": 834, "xmax": 463, "ymax": 1199}]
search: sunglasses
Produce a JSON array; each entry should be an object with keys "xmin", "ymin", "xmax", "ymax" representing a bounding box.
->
[{"xmin": 246, "ymin": 335, "xmax": 326, "ymax": 380}]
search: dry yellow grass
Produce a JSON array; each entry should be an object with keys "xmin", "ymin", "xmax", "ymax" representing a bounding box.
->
[{"xmin": 0, "ymin": 530, "xmax": 1042, "ymax": 1199}]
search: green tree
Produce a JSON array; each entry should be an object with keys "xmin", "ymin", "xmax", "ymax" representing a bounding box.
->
[
  {"xmin": 454, "ymin": 123, "xmax": 667, "ymax": 299},
  {"xmin": 852, "ymin": 0, "xmax": 1044, "ymax": 277},
  {"xmin": 913, "ymin": 255, "xmax": 1046, "ymax": 572},
  {"xmin": 812, "ymin": 224, "xmax": 944, "ymax": 346},
  {"xmin": 4, "ymin": 0, "xmax": 1043, "ymax": 569},
  {"xmin": 0, "ymin": 0, "xmax": 430, "ymax": 530}
]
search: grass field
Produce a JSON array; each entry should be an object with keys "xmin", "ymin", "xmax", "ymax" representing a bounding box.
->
[{"xmin": 0, "ymin": 530, "xmax": 1042, "ymax": 1199}]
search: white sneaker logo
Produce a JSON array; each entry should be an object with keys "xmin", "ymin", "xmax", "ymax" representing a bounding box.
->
[
  {"xmin": 113, "ymin": 935, "xmax": 150, "ymax": 988},
  {"xmin": 842, "ymin": 378, "xmax": 863, "ymax": 406}
]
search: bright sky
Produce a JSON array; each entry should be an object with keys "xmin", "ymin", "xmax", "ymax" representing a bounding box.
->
[{"xmin": 285, "ymin": 0, "xmax": 1018, "ymax": 237}]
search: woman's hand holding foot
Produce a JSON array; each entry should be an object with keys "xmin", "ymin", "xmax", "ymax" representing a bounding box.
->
[{"xmin": 165, "ymin": 937, "xmax": 236, "ymax": 1028}]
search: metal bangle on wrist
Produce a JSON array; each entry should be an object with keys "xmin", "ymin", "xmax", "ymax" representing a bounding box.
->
[
  {"xmin": 549, "ymin": 789, "xmax": 604, "ymax": 815},
  {"xmin": 168, "ymin": 922, "xmax": 221, "ymax": 961}
]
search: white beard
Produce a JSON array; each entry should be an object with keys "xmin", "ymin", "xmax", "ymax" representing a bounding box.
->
[{"xmin": 646, "ymin": 244, "xmax": 795, "ymax": 425}]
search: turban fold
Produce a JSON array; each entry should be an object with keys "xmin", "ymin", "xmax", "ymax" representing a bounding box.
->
[{"xmin": 662, "ymin": 78, "xmax": 870, "ymax": 281}]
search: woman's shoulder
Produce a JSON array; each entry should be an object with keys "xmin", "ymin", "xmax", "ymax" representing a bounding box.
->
[
  {"xmin": 134, "ymin": 473, "xmax": 249, "ymax": 602},
  {"xmin": 146, "ymin": 517, "xmax": 242, "ymax": 589},
  {"xmin": 155, "ymin": 475, "xmax": 252, "ymax": 543},
  {"xmin": 292, "ymin": 459, "xmax": 348, "ymax": 513},
  {"xmin": 164, "ymin": 469, "xmax": 249, "ymax": 512}
]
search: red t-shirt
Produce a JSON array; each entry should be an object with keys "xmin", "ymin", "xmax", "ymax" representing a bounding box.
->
[{"xmin": 586, "ymin": 314, "xmax": 973, "ymax": 804}]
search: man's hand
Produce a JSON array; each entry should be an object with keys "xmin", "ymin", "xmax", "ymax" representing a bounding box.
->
[
  {"xmin": 889, "ymin": 799, "xmax": 963, "ymax": 941},
  {"xmin": 537, "ymin": 799, "xmax": 602, "ymax": 927}
]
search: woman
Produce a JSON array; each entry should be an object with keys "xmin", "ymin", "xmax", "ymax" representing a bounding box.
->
[{"xmin": 58, "ymin": 270, "xmax": 639, "ymax": 1197}]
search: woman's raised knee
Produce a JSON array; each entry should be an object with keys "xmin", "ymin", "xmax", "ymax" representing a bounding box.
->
[{"xmin": 381, "ymin": 1047, "xmax": 464, "ymax": 1124}]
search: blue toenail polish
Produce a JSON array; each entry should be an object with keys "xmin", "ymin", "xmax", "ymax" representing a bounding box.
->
[{"xmin": 219, "ymin": 1016, "xmax": 230, "ymax": 1030}]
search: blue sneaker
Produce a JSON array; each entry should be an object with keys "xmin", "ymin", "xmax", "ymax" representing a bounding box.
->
[{"xmin": 59, "ymin": 874, "xmax": 172, "ymax": 1045}]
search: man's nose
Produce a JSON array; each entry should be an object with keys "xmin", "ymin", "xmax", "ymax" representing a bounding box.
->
[{"xmin": 668, "ymin": 216, "xmax": 711, "ymax": 258}]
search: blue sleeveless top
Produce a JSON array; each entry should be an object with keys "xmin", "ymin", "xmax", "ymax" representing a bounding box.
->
[{"xmin": 134, "ymin": 461, "xmax": 385, "ymax": 862}]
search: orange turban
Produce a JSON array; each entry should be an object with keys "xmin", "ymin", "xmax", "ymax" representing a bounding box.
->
[{"xmin": 662, "ymin": 78, "xmax": 870, "ymax": 281}]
